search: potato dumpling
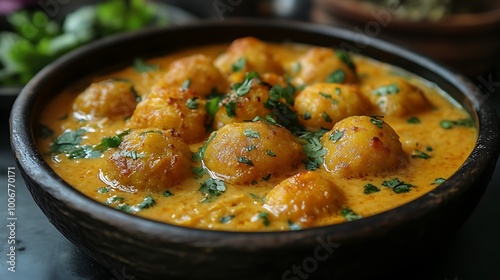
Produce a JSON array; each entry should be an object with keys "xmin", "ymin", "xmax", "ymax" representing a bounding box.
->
[
  {"xmin": 294, "ymin": 83, "xmax": 369, "ymax": 130},
  {"xmin": 322, "ymin": 116, "xmax": 407, "ymax": 178},
  {"xmin": 360, "ymin": 76, "xmax": 432, "ymax": 117},
  {"xmin": 73, "ymin": 80, "xmax": 137, "ymax": 118},
  {"xmin": 213, "ymin": 83, "xmax": 272, "ymax": 129},
  {"xmin": 264, "ymin": 171, "xmax": 346, "ymax": 225},
  {"xmin": 214, "ymin": 37, "xmax": 284, "ymax": 79},
  {"xmin": 129, "ymin": 87, "xmax": 207, "ymax": 143},
  {"xmin": 103, "ymin": 129, "xmax": 192, "ymax": 192},
  {"xmin": 292, "ymin": 47, "xmax": 357, "ymax": 85},
  {"xmin": 155, "ymin": 54, "xmax": 229, "ymax": 97},
  {"xmin": 203, "ymin": 121, "xmax": 304, "ymax": 184}
]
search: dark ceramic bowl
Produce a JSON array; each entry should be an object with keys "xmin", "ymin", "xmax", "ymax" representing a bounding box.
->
[
  {"xmin": 10, "ymin": 19, "xmax": 500, "ymax": 280},
  {"xmin": 311, "ymin": 0, "xmax": 500, "ymax": 78}
]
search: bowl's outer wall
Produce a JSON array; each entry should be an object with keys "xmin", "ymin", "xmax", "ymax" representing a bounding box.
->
[{"xmin": 11, "ymin": 20, "xmax": 500, "ymax": 279}]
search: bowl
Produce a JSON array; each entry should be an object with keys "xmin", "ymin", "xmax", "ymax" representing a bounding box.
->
[
  {"xmin": 311, "ymin": 0, "xmax": 500, "ymax": 78},
  {"xmin": 10, "ymin": 19, "xmax": 500, "ymax": 280}
]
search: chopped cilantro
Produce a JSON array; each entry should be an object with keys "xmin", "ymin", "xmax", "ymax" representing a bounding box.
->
[
  {"xmin": 130, "ymin": 86, "xmax": 142, "ymax": 102},
  {"xmin": 193, "ymin": 132, "xmax": 217, "ymax": 162},
  {"xmin": 319, "ymin": 92, "xmax": 339, "ymax": 104},
  {"xmin": 304, "ymin": 137, "xmax": 326, "ymax": 170},
  {"xmin": 322, "ymin": 111, "xmax": 333, "ymax": 123},
  {"xmin": 244, "ymin": 129, "xmax": 260, "ymax": 139},
  {"xmin": 412, "ymin": 150, "xmax": 431, "ymax": 159},
  {"xmin": 372, "ymin": 83, "xmax": 400, "ymax": 96},
  {"xmin": 206, "ymin": 95, "xmax": 222, "ymax": 119},
  {"xmin": 106, "ymin": 195, "xmax": 124, "ymax": 205},
  {"xmin": 115, "ymin": 203, "xmax": 134, "ymax": 213},
  {"xmin": 137, "ymin": 195, "xmax": 155, "ymax": 209},
  {"xmin": 182, "ymin": 78, "xmax": 191, "ymax": 89},
  {"xmin": 263, "ymin": 174, "xmax": 271, "ymax": 181},
  {"xmin": 163, "ymin": 190, "xmax": 173, "ymax": 197},
  {"xmin": 266, "ymin": 149, "xmax": 276, "ymax": 157},
  {"xmin": 199, "ymin": 178, "xmax": 226, "ymax": 202},
  {"xmin": 303, "ymin": 111, "xmax": 311, "ymax": 120},
  {"xmin": 258, "ymin": 212, "xmax": 270, "ymax": 226},
  {"xmin": 269, "ymin": 84, "xmax": 295, "ymax": 106},
  {"xmin": 138, "ymin": 130, "xmax": 162, "ymax": 136},
  {"xmin": 335, "ymin": 87, "xmax": 342, "ymax": 95},
  {"xmin": 336, "ymin": 50, "xmax": 355, "ymax": 71},
  {"xmin": 432, "ymin": 178, "xmax": 446, "ymax": 185},
  {"xmin": 232, "ymin": 57, "xmax": 246, "ymax": 72},
  {"xmin": 328, "ymin": 130, "xmax": 344, "ymax": 143},
  {"xmin": 370, "ymin": 116, "xmax": 384, "ymax": 128},
  {"xmin": 233, "ymin": 71, "xmax": 259, "ymax": 97},
  {"xmin": 224, "ymin": 100, "xmax": 236, "ymax": 118},
  {"xmin": 440, "ymin": 118, "xmax": 473, "ymax": 129},
  {"xmin": 382, "ymin": 178, "xmax": 414, "ymax": 194},
  {"xmin": 288, "ymin": 220, "xmax": 302, "ymax": 231},
  {"xmin": 192, "ymin": 166, "xmax": 207, "ymax": 179},
  {"xmin": 340, "ymin": 207, "xmax": 362, "ymax": 221},
  {"xmin": 133, "ymin": 58, "xmax": 159, "ymax": 73},
  {"xmin": 407, "ymin": 117, "xmax": 421, "ymax": 124},
  {"xmin": 238, "ymin": 157, "xmax": 254, "ymax": 166},
  {"xmin": 326, "ymin": 69, "xmax": 346, "ymax": 83},
  {"xmin": 93, "ymin": 129, "xmax": 131, "ymax": 152},
  {"xmin": 363, "ymin": 184, "xmax": 380, "ymax": 194},
  {"xmin": 220, "ymin": 215, "xmax": 235, "ymax": 224},
  {"xmin": 50, "ymin": 129, "xmax": 86, "ymax": 154},
  {"xmin": 186, "ymin": 97, "xmax": 199, "ymax": 109},
  {"xmin": 97, "ymin": 187, "xmax": 109, "ymax": 194},
  {"xmin": 247, "ymin": 145, "xmax": 257, "ymax": 151}
]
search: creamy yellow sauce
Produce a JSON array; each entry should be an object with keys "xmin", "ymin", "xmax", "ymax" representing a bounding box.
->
[{"xmin": 36, "ymin": 40, "xmax": 476, "ymax": 231}]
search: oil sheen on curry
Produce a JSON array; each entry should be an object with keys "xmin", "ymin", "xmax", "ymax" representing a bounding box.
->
[{"xmin": 37, "ymin": 37, "xmax": 476, "ymax": 231}]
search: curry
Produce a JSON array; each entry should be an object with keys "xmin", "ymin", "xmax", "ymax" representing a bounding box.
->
[{"xmin": 36, "ymin": 37, "xmax": 477, "ymax": 231}]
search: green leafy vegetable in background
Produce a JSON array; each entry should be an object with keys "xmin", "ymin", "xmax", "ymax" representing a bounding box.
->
[{"xmin": 0, "ymin": 0, "xmax": 168, "ymax": 86}]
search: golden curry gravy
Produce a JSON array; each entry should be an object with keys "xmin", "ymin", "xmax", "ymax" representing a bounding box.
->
[{"xmin": 36, "ymin": 38, "xmax": 476, "ymax": 231}]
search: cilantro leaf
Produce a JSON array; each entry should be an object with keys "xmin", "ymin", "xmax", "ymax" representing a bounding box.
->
[
  {"xmin": 328, "ymin": 130, "xmax": 344, "ymax": 143},
  {"xmin": 326, "ymin": 69, "xmax": 346, "ymax": 83},
  {"xmin": 133, "ymin": 58, "xmax": 159, "ymax": 73},
  {"xmin": 372, "ymin": 83, "xmax": 400, "ymax": 96},
  {"xmin": 340, "ymin": 207, "xmax": 362, "ymax": 221},
  {"xmin": 199, "ymin": 178, "xmax": 226, "ymax": 202},
  {"xmin": 220, "ymin": 215, "xmax": 235, "ymax": 224},
  {"xmin": 382, "ymin": 178, "xmax": 414, "ymax": 194},
  {"xmin": 364, "ymin": 184, "xmax": 380, "ymax": 194},
  {"xmin": 232, "ymin": 57, "xmax": 246, "ymax": 72}
]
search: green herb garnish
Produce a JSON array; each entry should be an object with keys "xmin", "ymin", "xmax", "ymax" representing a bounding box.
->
[
  {"xmin": 382, "ymin": 178, "xmax": 414, "ymax": 194},
  {"xmin": 186, "ymin": 97, "xmax": 199, "ymax": 109},
  {"xmin": 232, "ymin": 57, "xmax": 246, "ymax": 72},
  {"xmin": 407, "ymin": 117, "xmax": 421, "ymax": 124},
  {"xmin": 133, "ymin": 58, "xmax": 159, "ymax": 73},
  {"xmin": 220, "ymin": 215, "xmax": 235, "ymax": 224},
  {"xmin": 199, "ymin": 178, "xmax": 226, "ymax": 202},
  {"xmin": 244, "ymin": 129, "xmax": 260, "ymax": 139},
  {"xmin": 372, "ymin": 83, "xmax": 400, "ymax": 96},
  {"xmin": 340, "ymin": 207, "xmax": 362, "ymax": 221},
  {"xmin": 364, "ymin": 184, "xmax": 380, "ymax": 194},
  {"xmin": 412, "ymin": 150, "xmax": 431, "ymax": 159},
  {"xmin": 328, "ymin": 130, "xmax": 344, "ymax": 143},
  {"xmin": 326, "ymin": 69, "xmax": 346, "ymax": 83}
]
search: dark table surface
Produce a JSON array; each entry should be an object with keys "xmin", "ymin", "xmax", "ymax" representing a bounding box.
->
[{"xmin": 1, "ymin": 3, "xmax": 500, "ymax": 280}]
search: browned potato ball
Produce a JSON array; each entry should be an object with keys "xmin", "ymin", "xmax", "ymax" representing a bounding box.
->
[
  {"xmin": 294, "ymin": 83, "xmax": 369, "ymax": 130},
  {"xmin": 322, "ymin": 116, "xmax": 408, "ymax": 178},
  {"xmin": 359, "ymin": 76, "xmax": 432, "ymax": 117},
  {"xmin": 264, "ymin": 171, "xmax": 346, "ymax": 225},
  {"xmin": 213, "ymin": 83, "xmax": 272, "ymax": 129},
  {"xmin": 73, "ymin": 80, "xmax": 137, "ymax": 118},
  {"xmin": 155, "ymin": 54, "xmax": 229, "ymax": 97},
  {"xmin": 214, "ymin": 37, "xmax": 284, "ymax": 78},
  {"xmin": 103, "ymin": 129, "xmax": 192, "ymax": 192},
  {"xmin": 292, "ymin": 47, "xmax": 357, "ymax": 85},
  {"xmin": 129, "ymin": 87, "xmax": 207, "ymax": 143},
  {"xmin": 203, "ymin": 121, "xmax": 304, "ymax": 184}
]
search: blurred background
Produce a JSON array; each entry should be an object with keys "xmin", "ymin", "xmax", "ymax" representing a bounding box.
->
[{"xmin": 0, "ymin": 1, "xmax": 499, "ymax": 279}]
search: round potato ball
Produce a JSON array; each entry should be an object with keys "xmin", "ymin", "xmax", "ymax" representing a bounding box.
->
[
  {"xmin": 359, "ymin": 76, "xmax": 432, "ymax": 117},
  {"xmin": 73, "ymin": 80, "xmax": 137, "ymax": 118},
  {"xmin": 213, "ymin": 83, "xmax": 272, "ymax": 129},
  {"xmin": 264, "ymin": 171, "xmax": 346, "ymax": 225},
  {"xmin": 129, "ymin": 87, "xmax": 207, "ymax": 143},
  {"xmin": 214, "ymin": 37, "xmax": 284, "ymax": 78},
  {"xmin": 322, "ymin": 116, "xmax": 408, "ymax": 178},
  {"xmin": 155, "ymin": 54, "xmax": 229, "ymax": 97},
  {"xmin": 103, "ymin": 129, "xmax": 192, "ymax": 192},
  {"xmin": 293, "ymin": 47, "xmax": 357, "ymax": 86},
  {"xmin": 202, "ymin": 121, "xmax": 304, "ymax": 184},
  {"xmin": 294, "ymin": 83, "xmax": 369, "ymax": 130}
]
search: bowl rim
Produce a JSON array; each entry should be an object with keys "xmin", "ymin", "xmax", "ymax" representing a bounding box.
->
[
  {"xmin": 314, "ymin": 0, "xmax": 500, "ymax": 33},
  {"xmin": 10, "ymin": 18, "xmax": 500, "ymax": 247}
]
